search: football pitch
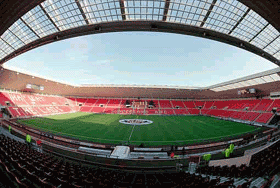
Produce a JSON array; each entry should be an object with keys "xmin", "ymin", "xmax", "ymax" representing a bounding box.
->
[{"xmin": 17, "ymin": 112, "xmax": 262, "ymax": 146}]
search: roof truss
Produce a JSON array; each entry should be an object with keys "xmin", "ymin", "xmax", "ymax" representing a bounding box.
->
[
  {"xmin": 75, "ymin": 0, "xmax": 89, "ymax": 25},
  {"xmin": 228, "ymin": 8, "xmax": 250, "ymax": 35},
  {"xmin": 200, "ymin": 0, "xmax": 217, "ymax": 28},
  {"xmin": 39, "ymin": 4, "xmax": 60, "ymax": 32}
]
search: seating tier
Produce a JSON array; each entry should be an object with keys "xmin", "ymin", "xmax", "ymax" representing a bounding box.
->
[{"xmin": 159, "ymin": 100, "xmax": 173, "ymax": 108}]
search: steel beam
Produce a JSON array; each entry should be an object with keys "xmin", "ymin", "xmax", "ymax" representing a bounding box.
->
[
  {"xmin": 0, "ymin": 48, "xmax": 7, "ymax": 55},
  {"xmin": 0, "ymin": 37, "xmax": 15, "ymax": 50},
  {"xmin": 8, "ymin": 29, "xmax": 25, "ymax": 45},
  {"xmin": 249, "ymin": 23, "xmax": 269, "ymax": 43},
  {"xmin": 228, "ymin": 8, "xmax": 250, "ymax": 35},
  {"xmin": 162, "ymin": 0, "xmax": 170, "ymax": 22},
  {"xmin": 273, "ymin": 49, "xmax": 280, "ymax": 56},
  {"xmin": 119, "ymin": 0, "xmax": 126, "ymax": 21},
  {"xmin": 263, "ymin": 35, "xmax": 280, "ymax": 50},
  {"xmin": 75, "ymin": 0, "xmax": 89, "ymax": 25},
  {"xmin": 200, "ymin": 0, "xmax": 217, "ymax": 27},
  {"xmin": 39, "ymin": 4, "xmax": 60, "ymax": 32},
  {"xmin": 20, "ymin": 18, "xmax": 40, "ymax": 39},
  {"xmin": 0, "ymin": 21, "xmax": 278, "ymax": 65}
]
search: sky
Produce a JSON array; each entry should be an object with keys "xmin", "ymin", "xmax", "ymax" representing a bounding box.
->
[{"xmin": 4, "ymin": 31, "xmax": 279, "ymax": 87}]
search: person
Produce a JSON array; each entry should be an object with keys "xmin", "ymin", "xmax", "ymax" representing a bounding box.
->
[
  {"xmin": 36, "ymin": 140, "xmax": 41, "ymax": 146},
  {"xmin": 36, "ymin": 140, "xmax": 42, "ymax": 152},
  {"xmin": 8, "ymin": 125, "xmax": 11, "ymax": 133},
  {"xmin": 26, "ymin": 134, "xmax": 31, "ymax": 148}
]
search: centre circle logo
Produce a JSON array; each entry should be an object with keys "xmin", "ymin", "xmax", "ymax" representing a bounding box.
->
[{"xmin": 119, "ymin": 119, "xmax": 153, "ymax": 125}]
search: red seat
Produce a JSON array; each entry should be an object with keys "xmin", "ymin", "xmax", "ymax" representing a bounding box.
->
[
  {"xmin": 255, "ymin": 113, "xmax": 274, "ymax": 123},
  {"xmin": 158, "ymin": 100, "xmax": 172, "ymax": 108},
  {"xmin": 171, "ymin": 101, "xmax": 185, "ymax": 108}
]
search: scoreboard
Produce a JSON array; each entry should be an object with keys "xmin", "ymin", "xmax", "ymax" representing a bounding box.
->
[{"xmin": 26, "ymin": 83, "xmax": 44, "ymax": 90}]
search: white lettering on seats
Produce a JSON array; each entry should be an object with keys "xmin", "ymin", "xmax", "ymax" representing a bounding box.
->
[
  {"xmin": 39, "ymin": 107, "xmax": 48, "ymax": 114},
  {"xmin": 13, "ymin": 108, "xmax": 22, "ymax": 115},
  {"xmin": 9, "ymin": 93, "xmax": 26, "ymax": 102},
  {"xmin": 45, "ymin": 106, "xmax": 64, "ymax": 113},
  {"xmin": 23, "ymin": 107, "xmax": 39, "ymax": 115},
  {"xmin": 28, "ymin": 96, "xmax": 45, "ymax": 102},
  {"xmin": 28, "ymin": 96, "xmax": 35, "ymax": 101},
  {"xmin": 9, "ymin": 94, "xmax": 17, "ymax": 102}
]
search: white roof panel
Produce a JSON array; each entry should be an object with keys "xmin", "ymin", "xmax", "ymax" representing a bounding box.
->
[{"xmin": 261, "ymin": 75, "xmax": 274, "ymax": 82}]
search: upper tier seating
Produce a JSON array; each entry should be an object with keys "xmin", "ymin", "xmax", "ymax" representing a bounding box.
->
[
  {"xmin": 183, "ymin": 101, "xmax": 196, "ymax": 108},
  {"xmin": 203, "ymin": 101, "xmax": 215, "ymax": 109},
  {"xmin": 194, "ymin": 101, "xmax": 205, "ymax": 108},
  {"xmin": 212, "ymin": 100, "xmax": 227, "ymax": 109},
  {"xmin": 75, "ymin": 98, "xmax": 88, "ymax": 105},
  {"xmin": 171, "ymin": 100, "xmax": 185, "ymax": 108},
  {"xmin": 267, "ymin": 99, "xmax": 280, "ymax": 111},
  {"xmin": 148, "ymin": 100, "xmax": 159, "ymax": 108},
  {"xmin": 253, "ymin": 99, "xmax": 273, "ymax": 111},
  {"xmin": 241, "ymin": 100, "xmax": 260, "ymax": 111},
  {"xmin": 67, "ymin": 97, "xmax": 77, "ymax": 105},
  {"xmin": 84, "ymin": 98, "xmax": 98, "ymax": 106},
  {"xmin": 54, "ymin": 96, "xmax": 72, "ymax": 106},
  {"xmin": 226, "ymin": 100, "xmax": 246, "ymax": 110},
  {"xmin": 94, "ymin": 99, "xmax": 109, "ymax": 106},
  {"xmin": 106, "ymin": 99, "xmax": 122, "ymax": 107},
  {"xmin": 159, "ymin": 100, "xmax": 173, "ymax": 108}
]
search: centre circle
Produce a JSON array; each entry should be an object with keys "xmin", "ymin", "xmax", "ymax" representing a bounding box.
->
[{"xmin": 119, "ymin": 119, "xmax": 153, "ymax": 125}]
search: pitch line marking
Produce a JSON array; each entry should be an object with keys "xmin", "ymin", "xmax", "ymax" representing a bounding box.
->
[{"xmin": 128, "ymin": 125, "xmax": 136, "ymax": 141}]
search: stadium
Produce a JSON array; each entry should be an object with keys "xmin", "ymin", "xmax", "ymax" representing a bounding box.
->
[{"xmin": 0, "ymin": 0, "xmax": 280, "ymax": 187}]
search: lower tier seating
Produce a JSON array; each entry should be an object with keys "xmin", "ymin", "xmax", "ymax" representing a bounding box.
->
[
  {"xmin": 255, "ymin": 113, "xmax": 274, "ymax": 124},
  {"xmin": 0, "ymin": 134, "xmax": 232, "ymax": 188}
]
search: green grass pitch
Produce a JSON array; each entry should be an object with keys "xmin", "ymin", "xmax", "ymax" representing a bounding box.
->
[{"xmin": 17, "ymin": 112, "xmax": 262, "ymax": 146}]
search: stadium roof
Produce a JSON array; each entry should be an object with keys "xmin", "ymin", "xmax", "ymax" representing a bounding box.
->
[
  {"xmin": 207, "ymin": 67, "xmax": 280, "ymax": 92},
  {"xmin": 0, "ymin": 0, "xmax": 280, "ymax": 66},
  {"xmin": 3, "ymin": 63, "xmax": 280, "ymax": 93},
  {"xmin": 67, "ymin": 67, "xmax": 280, "ymax": 92}
]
